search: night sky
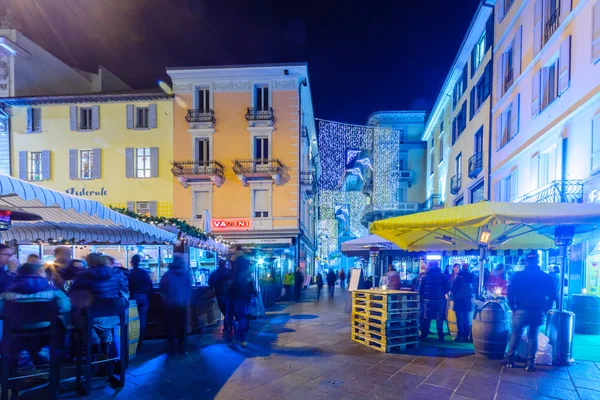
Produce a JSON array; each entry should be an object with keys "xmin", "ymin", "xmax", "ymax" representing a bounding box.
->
[{"xmin": 3, "ymin": 0, "xmax": 480, "ymax": 124}]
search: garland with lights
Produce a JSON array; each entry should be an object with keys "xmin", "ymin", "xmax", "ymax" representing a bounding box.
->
[{"xmin": 110, "ymin": 207, "xmax": 231, "ymax": 247}]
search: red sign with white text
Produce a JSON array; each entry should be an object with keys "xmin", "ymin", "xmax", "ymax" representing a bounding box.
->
[{"xmin": 211, "ymin": 218, "xmax": 251, "ymax": 230}]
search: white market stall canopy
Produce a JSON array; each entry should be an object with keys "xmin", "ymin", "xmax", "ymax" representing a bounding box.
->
[
  {"xmin": 0, "ymin": 175, "xmax": 177, "ymax": 244},
  {"xmin": 340, "ymin": 234, "xmax": 422, "ymax": 257}
]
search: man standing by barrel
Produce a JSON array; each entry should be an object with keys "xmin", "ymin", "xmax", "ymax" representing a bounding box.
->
[{"xmin": 501, "ymin": 252, "xmax": 555, "ymax": 371}]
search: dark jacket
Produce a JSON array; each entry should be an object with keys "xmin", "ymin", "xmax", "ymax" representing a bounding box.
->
[
  {"xmin": 294, "ymin": 271, "xmax": 304, "ymax": 288},
  {"xmin": 316, "ymin": 273, "xmax": 323, "ymax": 289},
  {"xmin": 129, "ymin": 267, "xmax": 153, "ymax": 301},
  {"xmin": 419, "ymin": 266, "xmax": 449, "ymax": 302},
  {"xmin": 208, "ymin": 267, "xmax": 232, "ymax": 298},
  {"xmin": 70, "ymin": 265, "xmax": 125, "ymax": 301},
  {"xmin": 451, "ymin": 271, "xmax": 474, "ymax": 312},
  {"xmin": 159, "ymin": 262, "xmax": 191, "ymax": 307},
  {"xmin": 227, "ymin": 267, "xmax": 255, "ymax": 303},
  {"xmin": 507, "ymin": 266, "xmax": 555, "ymax": 312},
  {"xmin": 326, "ymin": 271, "xmax": 336, "ymax": 287},
  {"xmin": 0, "ymin": 268, "xmax": 15, "ymax": 293}
]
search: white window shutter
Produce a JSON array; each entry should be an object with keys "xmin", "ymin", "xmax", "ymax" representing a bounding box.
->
[
  {"xmin": 254, "ymin": 190, "xmax": 268, "ymax": 212},
  {"xmin": 69, "ymin": 106, "xmax": 77, "ymax": 131},
  {"xmin": 530, "ymin": 154, "xmax": 540, "ymax": 189},
  {"xmin": 510, "ymin": 94, "xmax": 520, "ymax": 138},
  {"xmin": 92, "ymin": 148, "xmax": 101, "ymax": 179},
  {"xmin": 513, "ymin": 26, "xmax": 522, "ymax": 77},
  {"xmin": 593, "ymin": 2, "xmax": 600, "ymax": 63},
  {"xmin": 41, "ymin": 150, "xmax": 51, "ymax": 180},
  {"xmin": 558, "ymin": 35, "xmax": 571, "ymax": 95},
  {"xmin": 69, "ymin": 149, "xmax": 78, "ymax": 179},
  {"xmin": 150, "ymin": 147, "xmax": 159, "ymax": 177},
  {"xmin": 19, "ymin": 151, "xmax": 27, "ymax": 180},
  {"xmin": 126, "ymin": 104, "xmax": 134, "ymax": 129},
  {"xmin": 533, "ymin": 0, "xmax": 543, "ymax": 56},
  {"xmin": 26, "ymin": 107, "xmax": 33, "ymax": 132},
  {"xmin": 125, "ymin": 148, "xmax": 134, "ymax": 178},
  {"xmin": 149, "ymin": 201, "xmax": 158, "ymax": 217},
  {"xmin": 149, "ymin": 104, "xmax": 157, "ymax": 129},
  {"xmin": 559, "ymin": 0, "xmax": 572, "ymax": 25},
  {"xmin": 510, "ymin": 169, "xmax": 518, "ymax": 201},
  {"xmin": 531, "ymin": 70, "xmax": 541, "ymax": 118},
  {"xmin": 91, "ymin": 105, "xmax": 100, "ymax": 130},
  {"xmin": 496, "ymin": 54, "xmax": 504, "ymax": 102},
  {"xmin": 495, "ymin": 115, "xmax": 502, "ymax": 151}
]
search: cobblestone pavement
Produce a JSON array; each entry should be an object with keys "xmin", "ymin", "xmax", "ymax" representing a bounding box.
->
[{"xmin": 41, "ymin": 289, "xmax": 600, "ymax": 399}]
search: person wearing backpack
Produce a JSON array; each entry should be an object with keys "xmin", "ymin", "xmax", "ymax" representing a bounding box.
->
[{"xmin": 208, "ymin": 259, "xmax": 233, "ymax": 337}]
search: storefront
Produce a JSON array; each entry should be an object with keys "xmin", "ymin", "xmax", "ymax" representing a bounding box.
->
[{"xmin": 582, "ymin": 175, "xmax": 600, "ymax": 296}]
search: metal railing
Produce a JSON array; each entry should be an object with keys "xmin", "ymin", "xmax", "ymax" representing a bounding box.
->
[
  {"xmin": 245, "ymin": 107, "xmax": 274, "ymax": 122},
  {"xmin": 515, "ymin": 180, "xmax": 584, "ymax": 204},
  {"xmin": 170, "ymin": 160, "xmax": 224, "ymax": 179},
  {"xmin": 233, "ymin": 159, "xmax": 289, "ymax": 179},
  {"xmin": 421, "ymin": 194, "xmax": 444, "ymax": 211},
  {"xmin": 544, "ymin": 6, "xmax": 561, "ymax": 45},
  {"xmin": 450, "ymin": 174, "xmax": 462, "ymax": 195},
  {"xmin": 468, "ymin": 152, "xmax": 484, "ymax": 179},
  {"xmin": 503, "ymin": 68, "xmax": 514, "ymax": 94},
  {"xmin": 185, "ymin": 109, "xmax": 215, "ymax": 123}
]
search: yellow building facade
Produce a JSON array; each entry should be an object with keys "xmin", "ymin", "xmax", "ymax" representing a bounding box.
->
[
  {"xmin": 167, "ymin": 64, "xmax": 318, "ymax": 277},
  {"xmin": 2, "ymin": 91, "xmax": 174, "ymax": 216}
]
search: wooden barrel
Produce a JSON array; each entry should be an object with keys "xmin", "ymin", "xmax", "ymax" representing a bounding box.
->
[
  {"xmin": 472, "ymin": 300, "xmax": 511, "ymax": 359},
  {"xmin": 128, "ymin": 300, "xmax": 140, "ymax": 359},
  {"xmin": 570, "ymin": 295, "xmax": 600, "ymax": 334},
  {"xmin": 447, "ymin": 300, "xmax": 458, "ymax": 337}
]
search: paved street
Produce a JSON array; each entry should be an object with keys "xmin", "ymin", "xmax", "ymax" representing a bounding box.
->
[{"xmin": 57, "ymin": 288, "xmax": 600, "ymax": 400}]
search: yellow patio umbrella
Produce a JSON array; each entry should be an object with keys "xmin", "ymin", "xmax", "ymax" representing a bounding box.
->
[{"xmin": 370, "ymin": 201, "xmax": 600, "ymax": 252}]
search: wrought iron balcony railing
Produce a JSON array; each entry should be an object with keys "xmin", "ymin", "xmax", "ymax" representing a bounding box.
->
[
  {"xmin": 170, "ymin": 160, "xmax": 225, "ymax": 179},
  {"xmin": 515, "ymin": 180, "xmax": 584, "ymax": 204},
  {"xmin": 185, "ymin": 109, "xmax": 215, "ymax": 124},
  {"xmin": 421, "ymin": 194, "xmax": 444, "ymax": 211},
  {"xmin": 245, "ymin": 107, "xmax": 274, "ymax": 122},
  {"xmin": 468, "ymin": 152, "xmax": 484, "ymax": 179},
  {"xmin": 503, "ymin": 69, "xmax": 514, "ymax": 94},
  {"xmin": 450, "ymin": 174, "xmax": 462, "ymax": 195},
  {"xmin": 544, "ymin": 6, "xmax": 561, "ymax": 45},
  {"xmin": 233, "ymin": 159, "xmax": 290, "ymax": 185}
]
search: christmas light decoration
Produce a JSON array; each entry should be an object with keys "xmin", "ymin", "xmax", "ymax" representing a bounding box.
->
[{"xmin": 356, "ymin": 158, "xmax": 373, "ymax": 170}]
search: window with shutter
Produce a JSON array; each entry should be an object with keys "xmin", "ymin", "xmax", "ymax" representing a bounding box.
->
[
  {"xmin": 135, "ymin": 202, "xmax": 151, "ymax": 216},
  {"xmin": 439, "ymin": 137, "xmax": 444, "ymax": 162},
  {"xmin": 27, "ymin": 151, "xmax": 43, "ymax": 181},
  {"xmin": 79, "ymin": 107, "xmax": 93, "ymax": 130},
  {"xmin": 593, "ymin": 117, "xmax": 600, "ymax": 172},
  {"xmin": 253, "ymin": 189, "xmax": 269, "ymax": 218},
  {"xmin": 80, "ymin": 150, "xmax": 94, "ymax": 179},
  {"xmin": 541, "ymin": 59, "xmax": 559, "ymax": 111},
  {"xmin": 194, "ymin": 191, "xmax": 210, "ymax": 220},
  {"xmin": 504, "ymin": 175, "xmax": 512, "ymax": 202},
  {"xmin": 510, "ymin": 169, "xmax": 518, "ymax": 201},
  {"xmin": 136, "ymin": 107, "xmax": 149, "ymax": 129},
  {"xmin": 534, "ymin": 0, "xmax": 543, "ymax": 56},
  {"xmin": 558, "ymin": 36, "xmax": 571, "ymax": 95},
  {"xmin": 135, "ymin": 148, "xmax": 151, "ymax": 178},
  {"xmin": 255, "ymin": 85, "xmax": 269, "ymax": 109},
  {"xmin": 398, "ymin": 183, "xmax": 408, "ymax": 203}
]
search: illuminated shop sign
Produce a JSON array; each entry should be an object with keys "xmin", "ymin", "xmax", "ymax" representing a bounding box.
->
[{"xmin": 211, "ymin": 218, "xmax": 251, "ymax": 230}]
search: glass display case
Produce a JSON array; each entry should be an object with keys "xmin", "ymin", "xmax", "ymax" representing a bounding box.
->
[{"xmin": 189, "ymin": 247, "xmax": 217, "ymax": 286}]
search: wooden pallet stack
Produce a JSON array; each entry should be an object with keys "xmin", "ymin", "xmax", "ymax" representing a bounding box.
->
[{"xmin": 351, "ymin": 289, "xmax": 420, "ymax": 353}]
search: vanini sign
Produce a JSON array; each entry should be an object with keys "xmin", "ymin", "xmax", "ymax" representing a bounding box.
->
[{"xmin": 211, "ymin": 218, "xmax": 251, "ymax": 230}]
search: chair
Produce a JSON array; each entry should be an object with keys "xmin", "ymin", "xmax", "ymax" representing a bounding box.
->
[
  {"xmin": 74, "ymin": 297, "xmax": 127, "ymax": 396},
  {"xmin": 1, "ymin": 300, "xmax": 60, "ymax": 400}
]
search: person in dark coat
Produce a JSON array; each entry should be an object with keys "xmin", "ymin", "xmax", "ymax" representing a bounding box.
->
[
  {"xmin": 502, "ymin": 252, "xmax": 556, "ymax": 372},
  {"xmin": 315, "ymin": 272, "xmax": 324, "ymax": 303},
  {"xmin": 294, "ymin": 267, "xmax": 304, "ymax": 302},
  {"xmin": 451, "ymin": 263, "xmax": 474, "ymax": 342},
  {"xmin": 159, "ymin": 256, "xmax": 191, "ymax": 353},
  {"xmin": 227, "ymin": 255, "xmax": 255, "ymax": 347},
  {"xmin": 69, "ymin": 253, "xmax": 127, "ymax": 349},
  {"xmin": 128, "ymin": 254, "xmax": 153, "ymax": 349},
  {"xmin": 0, "ymin": 244, "xmax": 16, "ymax": 294},
  {"xmin": 208, "ymin": 259, "xmax": 232, "ymax": 336},
  {"xmin": 419, "ymin": 261, "xmax": 450, "ymax": 341},
  {"xmin": 326, "ymin": 270, "xmax": 336, "ymax": 300}
]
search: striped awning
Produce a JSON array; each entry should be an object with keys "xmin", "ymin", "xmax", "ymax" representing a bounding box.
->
[{"xmin": 0, "ymin": 175, "xmax": 176, "ymax": 244}]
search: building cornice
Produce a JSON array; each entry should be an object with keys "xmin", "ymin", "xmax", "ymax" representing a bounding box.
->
[
  {"xmin": 367, "ymin": 111, "xmax": 427, "ymax": 125},
  {"xmin": 0, "ymin": 90, "xmax": 171, "ymax": 106}
]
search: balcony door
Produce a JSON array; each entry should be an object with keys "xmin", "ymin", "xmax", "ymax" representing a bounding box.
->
[
  {"xmin": 456, "ymin": 153, "xmax": 462, "ymax": 176},
  {"xmin": 474, "ymin": 129, "xmax": 483, "ymax": 154},
  {"xmin": 254, "ymin": 136, "xmax": 269, "ymax": 170},
  {"xmin": 255, "ymin": 85, "xmax": 269, "ymax": 109},
  {"xmin": 196, "ymin": 88, "xmax": 210, "ymax": 111},
  {"xmin": 194, "ymin": 191, "xmax": 209, "ymax": 220},
  {"xmin": 195, "ymin": 138, "xmax": 210, "ymax": 167}
]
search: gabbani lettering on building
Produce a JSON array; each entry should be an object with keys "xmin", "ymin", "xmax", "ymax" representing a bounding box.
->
[
  {"xmin": 211, "ymin": 219, "xmax": 251, "ymax": 230},
  {"xmin": 65, "ymin": 187, "xmax": 108, "ymax": 196}
]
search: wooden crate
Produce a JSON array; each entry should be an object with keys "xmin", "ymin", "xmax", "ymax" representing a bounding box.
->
[
  {"xmin": 351, "ymin": 305, "xmax": 420, "ymax": 319},
  {"xmin": 352, "ymin": 318, "xmax": 419, "ymax": 335},
  {"xmin": 351, "ymin": 330, "xmax": 419, "ymax": 353},
  {"xmin": 353, "ymin": 289, "xmax": 420, "ymax": 303}
]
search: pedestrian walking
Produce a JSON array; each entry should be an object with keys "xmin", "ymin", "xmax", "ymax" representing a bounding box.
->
[
  {"xmin": 227, "ymin": 254, "xmax": 255, "ymax": 347},
  {"xmin": 326, "ymin": 269, "xmax": 336, "ymax": 300},
  {"xmin": 283, "ymin": 271, "xmax": 294, "ymax": 300},
  {"xmin": 128, "ymin": 254, "xmax": 153, "ymax": 350},
  {"xmin": 209, "ymin": 259, "xmax": 233, "ymax": 337},
  {"xmin": 419, "ymin": 261, "xmax": 449, "ymax": 341},
  {"xmin": 339, "ymin": 270, "xmax": 346, "ymax": 291},
  {"xmin": 501, "ymin": 252, "xmax": 555, "ymax": 371},
  {"xmin": 315, "ymin": 272, "xmax": 324, "ymax": 302},
  {"xmin": 385, "ymin": 264, "xmax": 401, "ymax": 290},
  {"xmin": 294, "ymin": 267, "xmax": 304, "ymax": 301},
  {"xmin": 159, "ymin": 256, "xmax": 191, "ymax": 354},
  {"xmin": 451, "ymin": 263, "xmax": 474, "ymax": 342}
]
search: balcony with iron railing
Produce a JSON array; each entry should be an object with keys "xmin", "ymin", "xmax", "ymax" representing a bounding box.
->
[
  {"xmin": 233, "ymin": 159, "xmax": 290, "ymax": 186},
  {"xmin": 544, "ymin": 6, "xmax": 561, "ymax": 45},
  {"xmin": 245, "ymin": 107, "xmax": 274, "ymax": 124},
  {"xmin": 185, "ymin": 109, "xmax": 215, "ymax": 125},
  {"xmin": 515, "ymin": 180, "xmax": 583, "ymax": 204},
  {"xmin": 450, "ymin": 174, "xmax": 462, "ymax": 195},
  {"xmin": 503, "ymin": 68, "xmax": 514, "ymax": 94},
  {"xmin": 421, "ymin": 194, "xmax": 444, "ymax": 211},
  {"xmin": 468, "ymin": 152, "xmax": 484, "ymax": 179},
  {"xmin": 170, "ymin": 160, "xmax": 225, "ymax": 187},
  {"xmin": 360, "ymin": 202, "xmax": 420, "ymax": 228}
]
